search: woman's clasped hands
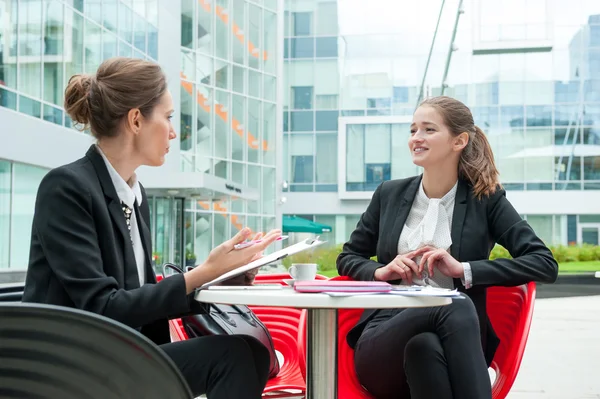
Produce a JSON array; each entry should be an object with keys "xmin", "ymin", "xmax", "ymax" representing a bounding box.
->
[{"xmin": 374, "ymin": 245, "xmax": 464, "ymax": 283}]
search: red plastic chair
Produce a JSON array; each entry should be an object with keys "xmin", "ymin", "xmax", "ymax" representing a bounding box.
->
[
  {"xmin": 487, "ymin": 283, "xmax": 536, "ymax": 399},
  {"xmin": 298, "ymin": 276, "xmax": 537, "ymax": 399}
]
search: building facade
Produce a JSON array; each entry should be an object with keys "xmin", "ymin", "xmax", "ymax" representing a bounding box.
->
[
  {"xmin": 0, "ymin": 0, "xmax": 283, "ymax": 270},
  {"xmin": 282, "ymin": 0, "xmax": 600, "ymax": 247}
]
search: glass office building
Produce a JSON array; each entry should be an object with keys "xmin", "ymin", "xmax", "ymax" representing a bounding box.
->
[
  {"xmin": 282, "ymin": 0, "xmax": 600, "ymax": 246},
  {"xmin": 0, "ymin": 0, "xmax": 283, "ymax": 269}
]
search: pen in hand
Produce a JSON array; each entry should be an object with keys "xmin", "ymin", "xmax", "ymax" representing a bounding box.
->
[{"xmin": 234, "ymin": 235, "xmax": 288, "ymax": 250}]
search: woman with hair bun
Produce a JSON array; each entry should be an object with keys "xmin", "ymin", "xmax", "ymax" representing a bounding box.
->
[{"xmin": 23, "ymin": 57, "xmax": 280, "ymax": 399}]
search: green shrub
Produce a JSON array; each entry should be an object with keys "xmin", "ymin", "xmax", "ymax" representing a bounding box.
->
[
  {"xmin": 578, "ymin": 244, "xmax": 597, "ymax": 261},
  {"xmin": 489, "ymin": 245, "xmax": 511, "ymax": 260},
  {"xmin": 282, "ymin": 244, "xmax": 343, "ymax": 271}
]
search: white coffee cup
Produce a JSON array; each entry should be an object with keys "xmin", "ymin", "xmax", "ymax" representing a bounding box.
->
[{"xmin": 289, "ymin": 263, "xmax": 317, "ymax": 281}]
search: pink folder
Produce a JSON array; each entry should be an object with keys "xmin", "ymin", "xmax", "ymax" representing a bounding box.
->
[{"xmin": 294, "ymin": 280, "xmax": 392, "ymax": 293}]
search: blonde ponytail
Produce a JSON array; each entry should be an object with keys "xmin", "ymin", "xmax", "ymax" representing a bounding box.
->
[{"xmin": 459, "ymin": 125, "xmax": 500, "ymax": 199}]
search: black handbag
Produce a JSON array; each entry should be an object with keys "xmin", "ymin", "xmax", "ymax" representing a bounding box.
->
[{"xmin": 162, "ymin": 263, "xmax": 280, "ymax": 379}]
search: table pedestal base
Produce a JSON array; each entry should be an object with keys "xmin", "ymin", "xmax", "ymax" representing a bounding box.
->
[{"xmin": 306, "ymin": 308, "xmax": 338, "ymax": 399}]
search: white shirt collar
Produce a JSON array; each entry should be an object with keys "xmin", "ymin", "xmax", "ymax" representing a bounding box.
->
[
  {"xmin": 417, "ymin": 179, "xmax": 458, "ymax": 206},
  {"xmin": 96, "ymin": 145, "xmax": 143, "ymax": 208}
]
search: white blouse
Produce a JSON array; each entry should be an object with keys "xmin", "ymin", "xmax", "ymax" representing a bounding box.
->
[
  {"xmin": 97, "ymin": 145, "xmax": 146, "ymax": 287},
  {"xmin": 397, "ymin": 181, "xmax": 472, "ymax": 289}
]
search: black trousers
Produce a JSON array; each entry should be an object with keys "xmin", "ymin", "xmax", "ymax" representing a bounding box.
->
[
  {"xmin": 160, "ymin": 335, "xmax": 270, "ymax": 398},
  {"xmin": 354, "ymin": 294, "xmax": 492, "ymax": 399}
]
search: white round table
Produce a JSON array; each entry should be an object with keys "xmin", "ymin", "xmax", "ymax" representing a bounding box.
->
[{"xmin": 195, "ymin": 288, "xmax": 451, "ymax": 399}]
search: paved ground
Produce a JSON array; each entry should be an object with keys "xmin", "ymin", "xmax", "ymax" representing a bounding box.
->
[{"xmin": 507, "ymin": 295, "xmax": 600, "ymax": 399}]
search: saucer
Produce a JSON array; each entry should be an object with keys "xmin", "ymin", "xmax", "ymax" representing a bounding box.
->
[{"xmin": 282, "ymin": 279, "xmax": 295, "ymax": 287}]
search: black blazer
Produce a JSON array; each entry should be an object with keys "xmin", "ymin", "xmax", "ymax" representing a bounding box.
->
[
  {"xmin": 22, "ymin": 145, "xmax": 192, "ymax": 345},
  {"xmin": 338, "ymin": 175, "xmax": 558, "ymax": 365}
]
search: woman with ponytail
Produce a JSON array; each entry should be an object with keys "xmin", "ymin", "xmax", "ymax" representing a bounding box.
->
[{"xmin": 337, "ymin": 96, "xmax": 558, "ymax": 398}]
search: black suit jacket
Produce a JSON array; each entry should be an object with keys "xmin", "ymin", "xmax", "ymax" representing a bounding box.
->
[
  {"xmin": 338, "ymin": 175, "xmax": 558, "ymax": 365},
  {"xmin": 22, "ymin": 145, "xmax": 191, "ymax": 345}
]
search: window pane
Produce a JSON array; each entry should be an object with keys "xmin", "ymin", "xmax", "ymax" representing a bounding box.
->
[
  {"xmin": 315, "ymin": 110, "xmax": 338, "ymax": 131},
  {"xmin": 148, "ymin": 23, "xmax": 158, "ymax": 59},
  {"xmin": 0, "ymin": 0, "xmax": 18, "ymax": 90},
  {"xmin": 316, "ymin": 134, "xmax": 336, "ymax": 183},
  {"xmin": 263, "ymin": 9, "xmax": 277, "ymax": 74},
  {"xmin": 10, "ymin": 163, "xmax": 48, "ymax": 268},
  {"xmin": 391, "ymin": 123, "xmax": 418, "ymax": 179},
  {"xmin": 214, "ymin": 0, "xmax": 229, "ymax": 59},
  {"xmin": 290, "ymin": 134, "xmax": 314, "ymax": 183},
  {"xmin": 248, "ymin": 4, "xmax": 261, "ymax": 70},
  {"xmin": 103, "ymin": 0, "xmax": 118, "ymax": 32},
  {"xmin": 19, "ymin": 95, "xmax": 41, "ymax": 118},
  {"xmin": 19, "ymin": 0, "xmax": 43, "ymax": 99},
  {"xmin": 0, "ymin": 161, "xmax": 10, "ymax": 268},
  {"xmin": 290, "ymin": 38, "xmax": 314, "ymax": 58},
  {"xmin": 85, "ymin": 19, "xmax": 101, "ymax": 73},
  {"xmin": 292, "ymin": 12, "xmax": 311, "ymax": 36},
  {"xmin": 346, "ymin": 124, "xmax": 364, "ymax": 187},
  {"xmin": 133, "ymin": 11, "xmax": 147, "ymax": 52},
  {"xmin": 0, "ymin": 87, "xmax": 17, "ymax": 111},
  {"xmin": 262, "ymin": 167, "xmax": 276, "ymax": 215},
  {"xmin": 316, "ymin": 2, "xmax": 337, "ymax": 36},
  {"xmin": 231, "ymin": 94, "xmax": 245, "ymax": 161},
  {"xmin": 292, "ymin": 86, "xmax": 313, "ymax": 109},
  {"xmin": 290, "ymin": 111, "xmax": 313, "ymax": 131},
  {"xmin": 119, "ymin": 2, "xmax": 133, "ymax": 44},
  {"xmin": 247, "ymin": 99, "xmax": 260, "ymax": 163},
  {"xmin": 263, "ymin": 103, "xmax": 276, "ymax": 165},
  {"xmin": 316, "ymin": 37, "xmax": 337, "ymax": 57},
  {"xmin": 43, "ymin": 104, "xmax": 63, "ymax": 125},
  {"xmin": 181, "ymin": 0, "xmax": 193, "ymax": 48}
]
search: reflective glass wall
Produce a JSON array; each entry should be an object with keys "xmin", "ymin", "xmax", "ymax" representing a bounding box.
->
[
  {"xmin": 179, "ymin": 0, "xmax": 280, "ymax": 264},
  {"xmin": 0, "ymin": 0, "xmax": 159, "ymax": 127},
  {"xmin": 0, "ymin": 160, "xmax": 49, "ymax": 269},
  {"xmin": 282, "ymin": 0, "xmax": 600, "ymax": 192}
]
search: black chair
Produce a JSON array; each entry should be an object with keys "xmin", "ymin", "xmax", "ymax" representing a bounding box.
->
[
  {"xmin": 0, "ymin": 302, "xmax": 193, "ymax": 399},
  {"xmin": 0, "ymin": 283, "xmax": 24, "ymax": 302}
]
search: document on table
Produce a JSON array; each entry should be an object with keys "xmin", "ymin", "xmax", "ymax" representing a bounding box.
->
[
  {"xmin": 323, "ymin": 286, "xmax": 461, "ymax": 297},
  {"xmin": 199, "ymin": 236, "xmax": 327, "ymax": 289},
  {"xmin": 388, "ymin": 286, "xmax": 461, "ymax": 297}
]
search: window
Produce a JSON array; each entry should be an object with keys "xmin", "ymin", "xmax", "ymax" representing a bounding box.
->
[
  {"xmin": 292, "ymin": 86, "xmax": 313, "ymax": 109},
  {"xmin": 290, "ymin": 135, "xmax": 314, "ymax": 184},
  {"xmin": 315, "ymin": 37, "xmax": 337, "ymax": 57},
  {"xmin": 366, "ymin": 163, "xmax": 390, "ymax": 188},
  {"xmin": 393, "ymin": 87, "xmax": 409, "ymax": 103},
  {"xmin": 367, "ymin": 98, "xmax": 391, "ymax": 109},
  {"xmin": 290, "ymin": 111, "xmax": 313, "ymax": 131},
  {"xmin": 315, "ymin": 110, "xmax": 338, "ymax": 131},
  {"xmin": 316, "ymin": 94, "xmax": 338, "ymax": 109},
  {"xmin": 289, "ymin": 38, "xmax": 314, "ymax": 58},
  {"xmin": 292, "ymin": 155, "xmax": 314, "ymax": 183},
  {"xmin": 0, "ymin": 161, "xmax": 10, "ymax": 268},
  {"xmin": 10, "ymin": 163, "xmax": 48, "ymax": 268},
  {"xmin": 293, "ymin": 12, "xmax": 312, "ymax": 36},
  {"xmin": 316, "ymin": 134, "xmax": 337, "ymax": 184},
  {"xmin": 316, "ymin": 2, "xmax": 338, "ymax": 36}
]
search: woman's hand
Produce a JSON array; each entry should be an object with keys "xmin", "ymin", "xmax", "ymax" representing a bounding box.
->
[
  {"xmin": 374, "ymin": 253, "xmax": 420, "ymax": 284},
  {"xmin": 219, "ymin": 232, "xmax": 265, "ymax": 286},
  {"xmin": 184, "ymin": 228, "xmax": 281, "ymax": 292},
  {"xmin": 412, "ymin": 246, "xmax": 464, "ymax": 279}
]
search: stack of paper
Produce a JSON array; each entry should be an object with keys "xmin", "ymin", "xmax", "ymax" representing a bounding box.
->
[
  {"xmin": 294, "ymin": 280, "xmax": 392, "ymax": 293},
  {"xmin": 389, "ymin": 285, "xmax": 462, "ymax": 297}
]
